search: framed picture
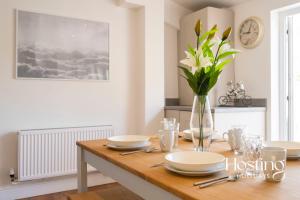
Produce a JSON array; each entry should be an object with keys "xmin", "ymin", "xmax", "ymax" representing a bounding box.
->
[{"xmin": 16, "ymin": 10, "xmax": 109, "ymax": 80}]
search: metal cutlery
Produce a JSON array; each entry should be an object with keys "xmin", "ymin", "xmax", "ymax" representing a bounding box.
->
[
  {"xmin": 120, "ymin": 147, "xmax": 158, "ymax": 156},
  {"xmin": 193, "ymin": 175, "xmax": 229, "ymax": 186},
  {"xmin": 150, "ymin": 162, "xmax": 165, "ymax": 168},
  {"xmin": 199, "ymin": 173, "xmax": 240, "ymax": 188}
]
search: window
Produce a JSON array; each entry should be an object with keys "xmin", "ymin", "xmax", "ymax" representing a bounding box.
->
[{"xmin": 278, "ymin": 7, "xmax": 300, "ymax": 141}]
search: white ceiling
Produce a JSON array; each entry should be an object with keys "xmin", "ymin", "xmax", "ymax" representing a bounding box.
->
[{"xmin": 171, "ymin": 0, "xmax": 250, "ymax": 11}]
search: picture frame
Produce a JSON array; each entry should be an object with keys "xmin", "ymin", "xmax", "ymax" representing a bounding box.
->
[{"xmin": 16, "ymin": 10, "xmax": 110, "ymax": 81}]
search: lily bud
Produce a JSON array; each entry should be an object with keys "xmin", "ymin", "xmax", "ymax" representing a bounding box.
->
[
  {"xmin": 207, "ymin": 24, "xmax": 217, "ymax": 40},
  {"xmin": 194, "ymin": 20, "xmax": 202, "ymax": 37},
  {"xmin": 222, "ymin": 27, "xmax": 232, "ymax": 41}
]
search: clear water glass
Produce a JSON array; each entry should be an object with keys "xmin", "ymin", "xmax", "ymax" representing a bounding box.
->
[
  {"xmin": 224, "ymin": 125, "xmax": 247, "ymax": 155},
  {"xmin": 242, "ymin": 135, "xmax": 263, "ymax": 177},
  {"xmin": 159, "ymin": 118, "xmax": 178, "ymax": 152},
  {"xmin": 158, "ymin": 129, "xmax": 174, "ymax": 152},
  {"xmin": 173, "ymin": 123, "xmax": 180, "ymax": 148},
  {"xmin": 161, "ymin": 118, "xmax": 176, "ymax": 130}
]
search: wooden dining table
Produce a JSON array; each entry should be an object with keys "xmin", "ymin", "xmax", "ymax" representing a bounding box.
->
[{"xmin": 76, "ymin": 137, "xmax": 300, "ymax": 200}]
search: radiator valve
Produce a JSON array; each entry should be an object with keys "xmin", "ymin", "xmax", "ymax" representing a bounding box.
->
[{"xmin": 9, "ymin": 168, "xmax": 16, "ymax": 183}]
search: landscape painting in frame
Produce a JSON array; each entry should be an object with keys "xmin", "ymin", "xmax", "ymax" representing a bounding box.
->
[{"xmin": 16, "ymin": 10, "xmax": 109, "ymax": 80}]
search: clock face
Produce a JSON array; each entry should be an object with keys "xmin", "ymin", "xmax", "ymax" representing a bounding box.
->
[{"xmin": 239, "ymin": 17, "xmax": 263, "ymax": 48}]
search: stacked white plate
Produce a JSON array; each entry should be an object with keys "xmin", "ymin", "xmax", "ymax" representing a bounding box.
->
[
  {"xmin": 182, "ymin": 129, "xmax": 218, "ymax": 141},
  {"xmin": 164, "ymin": 151, "xmax": 226, "ymax": 176},
  {"xmin": 264, "ymin": 141, "xmax": 300, "ymax": 159},
  {"xmin": 107, "ymin": 135, "xmax": 151, "ymax": 150},
  {"xmin": 183, "ymin": 129, "xmax": 193, "ymax": 140}
]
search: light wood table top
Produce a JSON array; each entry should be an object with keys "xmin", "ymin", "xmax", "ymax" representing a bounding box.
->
[{"xmin": 77, "ymin": 137, "xmax": 300, "ymax": 200}]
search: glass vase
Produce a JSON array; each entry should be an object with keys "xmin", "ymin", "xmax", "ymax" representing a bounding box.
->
[{"xmin": 190, "ymin": 95, "xmax": 213, "ymax": 152}]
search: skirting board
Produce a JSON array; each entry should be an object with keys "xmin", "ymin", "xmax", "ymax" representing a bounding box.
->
[{"xmin": 0, "ymin": 172, "xmax": 115, "ymax": 200}]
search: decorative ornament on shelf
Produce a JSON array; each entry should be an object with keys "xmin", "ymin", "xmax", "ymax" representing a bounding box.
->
[
  {"xmin": 218, "ymin": 81, "xmax": 252, "ymax": 106},
  {"xmin": 179, "ymin": 20, "xmax": 240, "ymax": 152}
]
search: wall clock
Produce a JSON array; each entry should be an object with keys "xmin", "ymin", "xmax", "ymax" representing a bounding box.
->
[{"xmin": 239, "ymin": 17, "xmax": 264, "ymax": 49}]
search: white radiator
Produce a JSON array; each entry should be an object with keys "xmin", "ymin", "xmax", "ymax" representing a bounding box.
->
[{"xmin": 18, "ymin": 125, "xmax": 113, "ymax": 181}]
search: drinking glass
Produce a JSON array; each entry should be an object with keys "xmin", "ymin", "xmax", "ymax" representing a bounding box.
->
[
  {"xmin": 161, "ymin": 118, "xmax": 176, "ymax": 130},
  {"xmin": 158, "ymin": 118, "xmax": 177, "ymax": 152},
  {"xmin": 223, "ymin": 128, "xmax": 245, "ymax": 155},
  {"xmin": 242, "ymin": 135, "xmax": 263, "ymax": 177},
  {"xmin": 173, "ymin": 123, "xmax": 180, "ymax": 148},
  {"xmin": 262, "ymin": 147, "xmax": 287, "ymax": 182},
  {"xmin": 159, "ymin": 129, "xmax": 174, "ymax": 152}
]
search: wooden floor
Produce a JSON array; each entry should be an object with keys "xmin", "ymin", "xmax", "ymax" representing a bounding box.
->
[{"xmin": 19, "ymin": 183, "xmax": 143, "ymax": 200}]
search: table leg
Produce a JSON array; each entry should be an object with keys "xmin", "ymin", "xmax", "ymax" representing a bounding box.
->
[{"xmin": 77, "ymin": 146, "xmax": 87, "ymax": 192}]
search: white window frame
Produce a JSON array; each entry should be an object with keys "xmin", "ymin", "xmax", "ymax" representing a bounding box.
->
[{"xmin": 278, "ymin": 7, "xmax": 300, "ymax": 141}]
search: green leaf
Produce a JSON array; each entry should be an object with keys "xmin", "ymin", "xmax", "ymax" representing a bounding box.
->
[
  {"xmin": 179, "ymin": 66, "xmax": 198, "ymax": 93},
  {"xmin": 198, "ymin": 31, "xmax": 210, "ymax": 44},
  {"xmin": 187, "ymin": 78, "xmax": 198, "ymax": 94},
  {"xmin": 187, "ymin": 45, "xmax": 196, "ymax": 57},
  {"xmin": 221, "ymin": 41, "xmax": 229, "ymax": 45},
  {"xmin": 179, "ymin": 72, "xmax": 197, "ymax": 94},
  {"xmin": 204, "ymin": 66, "xmax": 211, "ymax": 73},
  {"xmin": 217, "ymin": 51, "xmax": 238, "ymax": 60},
  {"xmin": 198, "ymin": 77, "xmax": 210, "ymax": 95},
  {"xmin": 207, "ymin": 71, "xmax": 221, "ymax": 92},
  {"xmin": 215, "ymin": 59, "xmax": 232, "ymax": 71},
  {"xmin": 196, "ymin": 68, "xmax": 210, "ymax": 95},
  {"xmin": 204, "ymin": 46, "xmax": 214, "ymax": 59},
  {"xmin": 179, "ymin": 66, "xmax": 194, "ymax": 80},
  {"xmin": 208, "ymin": 43, "xmax": 215, "ymax": 48}
]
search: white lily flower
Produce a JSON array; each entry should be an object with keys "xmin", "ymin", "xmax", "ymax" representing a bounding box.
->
[
  {"xmin": 210, "ymin": 37, "xmax": 239, "ymax": 59},
  {"xmin": 180, "ymin": 48, "xmax": 212, "ymax": 72},
  {"xmin": 219, "ymin": 43, "xmax": 240, "ymax": 59}
]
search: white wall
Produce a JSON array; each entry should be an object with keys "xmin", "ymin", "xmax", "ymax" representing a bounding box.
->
[
  {"xmin": 143, "ymin": 0, "xmax": 165, "ymax": 133},
  {"xmin": 119, "ymin": 0, "xmax": 165, "ymax": 133},
  {"xmin": 164, "ymin": 0, "xmax": 191, "ymax": 29},
  {"xmin": 164, "ymin": 0, "xmax": 191, "ymax": 100},
  {"xmin": 164, "ymin": 24, "xmax": 179, "ymax": 98},
  {"xmin": 0, "ymin": 0, "xmax": 165, "ymax": 189}
]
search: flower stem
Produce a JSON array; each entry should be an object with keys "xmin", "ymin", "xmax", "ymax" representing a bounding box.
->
[
  {"xmin": 198, "ymin": 96, "xmax": 206, "ymax": 151},
  {"xmin": 212, "ymin": 41, "xmax": 223, "ymax": 68}
]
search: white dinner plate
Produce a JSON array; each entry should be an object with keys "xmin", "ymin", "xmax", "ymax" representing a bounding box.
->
[
  {"xmin": 107, "ymin": 135, "xmax": 150, "ymax": 147},
  {"xmin": 264, "ymin": 141, "xmax": 300, "ymax": 157},
  {"xmin": 183, "ymin": 129, "xmax": 218, "ymax": 141},
  {"xmin": 107, "ymin": 141, "xmax": 151, "ymax": 150},
  {"xmin": 164, "ymin": 164, "xmax": 225, "ymax": 177},
  {"xmin": 165, "ymin": 151, "xmax": 225, "ymax": 172},
  {"xmin": 183, "ymin": 129, "xmax": 193, "ymax": 140}
]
